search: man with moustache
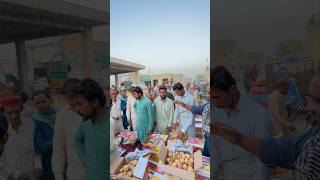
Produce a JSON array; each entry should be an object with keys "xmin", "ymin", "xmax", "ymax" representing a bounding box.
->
[
  {"xmin": 173, "ymin": 82, "xmax": 196, "ymax": 138},
  {"xmin": 71, "ymin": 78, "xmax": 107, "ymax": 180},
  {"xmin": 131, "ymin": 86, "xmax": 153, "ymax": 142},
  {"xmin": 32, "ymin": 91, "xmax": 58, "ymax": 180},
  {"xmin": 0, "ymin": 96, "xmax": 42, "ymax": 179},
  {"xmin": 110, "ymin": 88, "xmax": 123, "ymax": 134},
  {"xmin": 209, "ymin": 66, "xmax": 274, "ymax": 180},
  {"xmin": 153, "ymin": 86, "xmax": 174, "ymax": 134}
]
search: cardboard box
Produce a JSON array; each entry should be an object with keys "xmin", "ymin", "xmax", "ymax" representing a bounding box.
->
[
  {"xmin": 119, "ymin": 130, "xmax": 139, "ymax": 145},
  {"xmin": 133, "ymin": 157, "xmax": 149, "ymax": 179},
  {"xmin": 150, "ymin": 170, "xmax": 182, "ymax": 180},
  {"xmin": 110, "ymin": 156, "xmax": 149, "ymax": 180},
  {"xmin": 196, "ymin": 156, "xmax": 210, "ymax": 180},
  {"xmin": 157, "ymin": 146, "xmax": 203, "ymax": 180}
]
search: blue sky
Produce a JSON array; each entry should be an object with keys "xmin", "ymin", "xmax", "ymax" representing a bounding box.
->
[{"xmin": 110, "ymin": 0, "xmax": 210, "ymax": 79}]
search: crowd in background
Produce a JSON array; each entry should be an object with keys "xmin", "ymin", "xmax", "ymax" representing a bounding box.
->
[{"xmin": 0, "ymin": 78, "xmax": 108, "ymax": 180}]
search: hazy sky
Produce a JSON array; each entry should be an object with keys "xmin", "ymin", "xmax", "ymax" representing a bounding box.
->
[
  {"xmin": 110, "ymin": 0, "xmax": 210, "ymax": 79},
  {"xmin": 213, "ymin": 0, "xmax": 313, "ymax": 56}
]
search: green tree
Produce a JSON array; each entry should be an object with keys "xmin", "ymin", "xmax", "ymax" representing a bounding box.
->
[{"xmin": 275, "ymin": 39, "xmax": 304, "ymax": 58}]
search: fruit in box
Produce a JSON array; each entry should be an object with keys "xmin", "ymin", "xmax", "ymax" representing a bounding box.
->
[
  {"xmin": 166, "ymin": 151, "xmax": 194, "ymax": 172},
  {"xmin": 117, "ymin": 160, "xmax": 138, "ymax": 177},
  {"xmin": 169, "ymin": 134, "xmax": 178, "ymax": 140},
  {"xmin": 143, "ymin": 134, "xmax": 167, "ymax": 149},
  {"xmin": 169, "ymin": 133, "xmax": 188, "ymax": 142},
  {"xmin": 146, "ymin": 153, "xmax": 160, "ymax": 162},
  {"xmin": 187, "ymin": 137, "xmax": 205, "ymax": 149},
  {"xmin": 120, "ymin": 130, "xmax": 138, "ymax": 145}
]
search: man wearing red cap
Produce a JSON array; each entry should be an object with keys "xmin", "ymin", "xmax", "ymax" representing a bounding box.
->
[{"xmin": 0, "ymin": 96, "xmax": 42, "ymax": 179}]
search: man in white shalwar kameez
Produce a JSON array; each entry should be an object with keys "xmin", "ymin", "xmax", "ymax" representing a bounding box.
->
[
  {"xmin": 52, "ymin": 78, "xmax": 85, "ymax": 180},
  {"xmin": 0, "ymin": 96, "xmax": 42, "ymax": 179},
  {"xmin": 110, "ymin": 89, "xmax": 123, "ymax": 134}
]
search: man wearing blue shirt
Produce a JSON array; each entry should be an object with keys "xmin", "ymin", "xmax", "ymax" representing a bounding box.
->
[
  {"xmin": 212, "ymin": 72, "xmax": 320, "ymax": 180},
  {"xmin": 119, "ymin": 87, "xmax": 129, "ymax": 129}
]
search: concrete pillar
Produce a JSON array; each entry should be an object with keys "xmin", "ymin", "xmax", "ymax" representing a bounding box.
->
[
  {"xmin": 81, "ymin": 29, "xmax": 94, "ymax": 77},
  {"xmin": 130, "ymin": 71, "xmax": 140, "ymax": 85},
  {"xmin": 15, "ymin": 41, "xmax": 32, "ymax": 94},
  {"xmin": 115, "ymin": 74, "xmax": 119, "ymax": 89}
]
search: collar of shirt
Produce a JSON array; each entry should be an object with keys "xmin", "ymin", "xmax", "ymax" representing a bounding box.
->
[
  {"xmin": 8, "ymin": 123, "xmax": 22, "ymax": 135},
  {"xmin": 90, "ymin": 111, "xmax": 107, "ymax": 126},
  {"xmin": 137, "ymin": 95, "xmax": 144, "ymax": 101},
  {"xmin": 176, "ymin": 93, "xmax": 191, "ymax": 100},
  {"xmin": 234, "ymin": 94, "xmax": 251, "ymax": 111},
  {"xmin": 112, "ymin": 98, "xmax": 120, "ymax": 104},
  {"xmin": 159, "ymin": 97, "xmax": 168, "ymax": 102},
  {"xmin": 120, "ymin": 96, "xmax": 127, "ymax": 101}
]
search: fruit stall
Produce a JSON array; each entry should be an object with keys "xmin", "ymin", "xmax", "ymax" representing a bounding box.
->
[{"xmin": 110, "ymin": 124, "xmax": 210, "ymax": 180}]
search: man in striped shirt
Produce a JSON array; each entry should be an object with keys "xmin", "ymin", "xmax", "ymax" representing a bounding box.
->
[{"xmin": 212, "ymin": 72, "xmax": 320, "ymax": 179}]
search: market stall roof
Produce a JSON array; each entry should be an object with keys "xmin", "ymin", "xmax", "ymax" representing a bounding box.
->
[
  {"xmin": 111, "ymin": 57, "xmax": 145, "ymax": 75},
  {"xmin": 0, "ymin": 0, "xmax": 108, "ymax": 44}
]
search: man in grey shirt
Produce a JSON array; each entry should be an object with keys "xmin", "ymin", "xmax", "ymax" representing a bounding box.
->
[{"xmin": 211, "ymin": 66, "xmax": 274, "ymax": 180}]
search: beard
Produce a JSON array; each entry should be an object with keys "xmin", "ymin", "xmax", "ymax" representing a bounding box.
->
[
  {"xmin": 79, "ymin": 108, "xmax": 96, "ymax": 121},
  {"xmin": 82, "ymin": 115, "xmax": 91, "ymax": 121}
]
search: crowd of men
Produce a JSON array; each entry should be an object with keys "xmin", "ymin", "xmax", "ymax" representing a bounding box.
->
[
  {"xmin": 110, "ymin": 82, "xmax": 211, "ymax": 162},
  {"xmin": 0, "ymin": 65, "xmax": 315, "ymax": 180},
  {"xmin": 0, "ymin": 78, "xmax": 107, "ymax": 180}
]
